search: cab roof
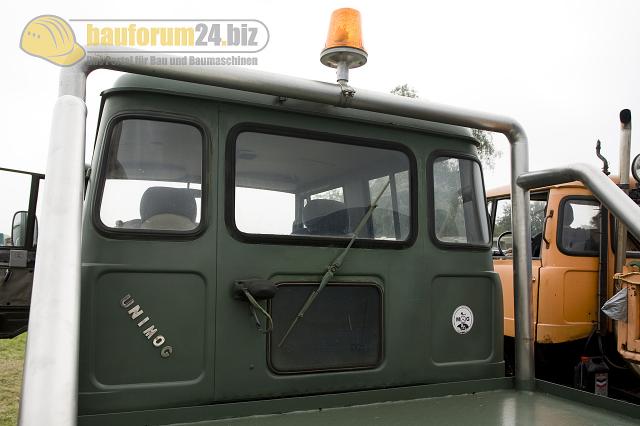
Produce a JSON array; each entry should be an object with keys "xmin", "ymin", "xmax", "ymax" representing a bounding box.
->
[{"xmin": 105, "ymin": 74, "xmax": 478, "ymax": 144}]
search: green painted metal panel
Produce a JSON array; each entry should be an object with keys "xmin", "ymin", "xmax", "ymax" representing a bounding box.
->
[
  {"xmin": 79, "ymin": 92, "xmax": 219, "ymax": 413},
  {"xmin": 430, "ymin": 275, "xmax": 498, "ymax": 364},
  {"xmin": 92, "ymin": 272, "xmax": 206, "ymax": 385}
]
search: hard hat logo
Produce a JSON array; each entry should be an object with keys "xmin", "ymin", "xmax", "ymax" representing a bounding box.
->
[{"xmin": 20, "ymin": 15, "xmax": 85, "ymax": 66}]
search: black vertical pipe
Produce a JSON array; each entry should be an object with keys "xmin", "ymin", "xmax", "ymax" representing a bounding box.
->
[
  {"xmin": 598, "ymin": 206, "xmax": 609, "ymax": 335},
  {"xmin": 24, "ymin": 176, "xmax": 40, "ymax": 250}
]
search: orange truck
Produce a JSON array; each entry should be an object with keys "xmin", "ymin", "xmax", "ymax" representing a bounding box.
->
[{"xmin": 487, "ymin": 129, "xmax": 640, "ymax": 391}]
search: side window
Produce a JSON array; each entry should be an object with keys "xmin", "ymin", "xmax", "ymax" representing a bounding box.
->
[
  {"xmin": 609, "ymin": 219, "xmax": 640, "ymax": 258},
  {"xmin": 432, "ymin": 156, "xmax": 489, "ymax": 246},
  {"xmin": 98, "ymin": 118, "xmax": 204, "ymax": 233},
  {"xmin": 493, "ymin": 198, "xmax": 512, "ymax": 252},
  {"xmin": 0, "ymin": 170, "xmax": 31, "ymax": 247},
  {"xmin": 627, "ymin": 236, "xmax": 640, "ymax": 252},
  {"xmin": 491, "ymin": 195, "xmax": 547, "ymax": 257},
  {"xmin": 310, "ymin": 187, "xmax": 344, "ymax": 202},
  {"xmin": 559, "ymin": 198, "xmax": 600, "ymax": 256},
  {"xmin": 233, "ymin": 130, "xmax": 412, "ymax": 242},
  {"xmin": 624, "ymin": 233, "xmax": 640, "ymax": 257}
]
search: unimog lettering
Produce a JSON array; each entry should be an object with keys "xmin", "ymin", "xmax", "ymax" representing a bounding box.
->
[
  {"xmin": 127, "ymin": 305, "xmax": 144, "ymax": 320},
  {"xmin": 119, "ymin": 294, "xmax": 173, "ymax": 358}
]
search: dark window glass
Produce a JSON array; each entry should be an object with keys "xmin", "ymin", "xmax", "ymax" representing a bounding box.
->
[
  {"xmin": 234, "ymin": 132, "xmax": 411, "ymax": 241},
  {"xmin": 99, "ymin": 119, "xmax": 203, "ymax": 232},
  {"xmin": 491, "ymin": 196, "xmax": 547, "ymax": 256},
  {"xmin": 562, "ymin": 199, "xmax": 640, "ymax": 258},
  {"xmin": 432, "ymin": 157, "xmax": 489, "ymax": 246},
  {"xmin": 626, "ymin": 233, "xmax": 640, "ymax": 253},
  {"xmin": 560, "ymin": 199, "xmax": 600, "ymax": 255},
  {"xmin": 270, "ymin": 283, "xmax": 382, "ymax": 372}
]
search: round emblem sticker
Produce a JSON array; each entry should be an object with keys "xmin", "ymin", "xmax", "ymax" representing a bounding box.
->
[{"xmin": 452, "ymin": 305, "xmax": 474, "ymax": 334}]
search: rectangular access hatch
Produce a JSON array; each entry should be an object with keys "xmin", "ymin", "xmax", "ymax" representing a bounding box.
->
[{"xmin": 269, "ymin": 282, "xmax": 382, "ymax": 373}]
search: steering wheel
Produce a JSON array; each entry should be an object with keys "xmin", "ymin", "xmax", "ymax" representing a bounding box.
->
[{"xmin": 497, "ymin": 231, "xmax": 513, "ymax": 256}]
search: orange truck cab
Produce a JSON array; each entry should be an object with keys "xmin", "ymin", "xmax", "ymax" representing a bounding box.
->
[{"xmin": 487, "ymin": 176, "xmax": 640, "ymax": 382}]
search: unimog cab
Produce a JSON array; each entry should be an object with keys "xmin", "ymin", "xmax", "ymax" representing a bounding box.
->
[
  {"xmin": 76, "ymin": 72, "xmax": 507, "ymax": 415},
  {"xmin": 2, "ymin": 8, "xmax": 640, "ymax": 425}
]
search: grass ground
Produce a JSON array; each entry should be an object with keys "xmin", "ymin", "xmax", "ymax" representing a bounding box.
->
[{"xmin": 0, "ymin": 333, "xmax": 26, "ymax": 426}]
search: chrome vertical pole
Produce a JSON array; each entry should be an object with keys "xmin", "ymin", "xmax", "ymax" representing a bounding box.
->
[
  {"xmin": 19, "ymin": 69, "xmax": 87, "ymax": 426},
  {"xmin": 509, "ymin": 132, "xmax": 534, "ymax": 390},
  {"xmin": 615, "ymin": 109, "xmax": 632, "ymax": 277}
]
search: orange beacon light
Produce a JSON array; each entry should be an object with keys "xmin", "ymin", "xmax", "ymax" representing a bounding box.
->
[{"xmin": 320, "ymin": 8, "xmax": 368, "ymax": 83}]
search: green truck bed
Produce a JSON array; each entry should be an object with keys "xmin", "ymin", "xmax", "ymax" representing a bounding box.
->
[{"xmin": 79, "ymin": 379, "xmax": 640, "ymax": 425}]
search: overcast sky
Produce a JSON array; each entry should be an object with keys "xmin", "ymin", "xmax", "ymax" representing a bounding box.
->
[{"xmin": 2, "ymin": 0, "xmax": 640, "ymax": 235}]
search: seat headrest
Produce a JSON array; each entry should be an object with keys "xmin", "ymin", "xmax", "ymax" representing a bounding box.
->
[
  {"xmin": 140, "ymin": 187, "xmax": 197, "ymax": 222},
  {"xmin": 563, "ymin": 203, "xmax": 574, "ymax": 226},
  {"xmin": 302, "ymin": 199, "xmax": 349, "ymax": 236}
]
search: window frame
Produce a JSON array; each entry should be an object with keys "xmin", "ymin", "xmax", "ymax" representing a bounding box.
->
[
  {"xmin": 225, "ymin": 123, "xmax": 418, "ymax": 249},
  {"xmin": 486, "ymin": 199, "xmax": 494, "ymax": 226},
  {"xmin": 0, "ymin": 168, "xmax": 43, "ymax": 251},
  {"xmin": 488, "ymin": 191, "xmax": 549, "ymax": 259},
  {"xmin": 93, "ymin": 112, "xmax": 209, "ymax": 240},
  {"xmin": 556, "ymin": 195, "xmax": 601, "ymax": 258},
  {"xmin": 427, "ymin": 151, "xmax": 491, "ymax": 250},
  {"xmin": 489, "ymin": 197, "xmax": 510, "ymax": 235},
  {"xmin": 557, "ymin": 195, "xmax": 640, "ymax": 259},
  {"xmin": 489, "ymin": 196, "xmax": 512, "ymax": 257}
]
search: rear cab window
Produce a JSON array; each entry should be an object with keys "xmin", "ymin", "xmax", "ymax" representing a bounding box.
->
[
  {"xmin": 97, "ymin": 117, "xmax": 205, "ymax": 235},
  {"xmin": 231, "ymin": 128, "xmax": 414, "ymax": 245},
  {"xmin": 430, "ymin": 155, "xmax": 490, "ymax": 248}
]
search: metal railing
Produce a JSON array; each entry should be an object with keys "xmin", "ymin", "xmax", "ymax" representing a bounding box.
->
[{"xmin": 517, "ymin": 163, "xmax": 640, "ymax": 241}]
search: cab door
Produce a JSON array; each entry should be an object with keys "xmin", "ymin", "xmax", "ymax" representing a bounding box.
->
[
  {"xmin": 536, "ymin": 191, "xmax": 601, "ymax": 344},
  {"xmin": 213, "ymin": 107, "xmax": 418, "ymax": 401},
  {"xmin": 0, "ymin": 167, "xmax": 44, "ymax": 338},
  {"xmin": 77, "ymin": 108, "xmax": 215, "ymax": 414}
]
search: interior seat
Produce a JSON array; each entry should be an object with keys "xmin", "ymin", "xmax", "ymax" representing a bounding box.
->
[
  {"xmin": 299, "ymin": 199, "xmax": 349, "ymax": 236},
  {"xmin": 139, "ymin": 187, "xmax": 197, "ymax": 231}
]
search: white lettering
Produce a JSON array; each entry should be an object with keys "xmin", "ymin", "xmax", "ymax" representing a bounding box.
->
[
  {"xmin": 120, "ymin": 295, "xmax": 171, "ymax": 357},
  {"xmin": 143, "ymin": 325, "xmax": 158, "ymax": 339},
  {"xmin": 161, "ymin": 346, "xmax": 173, "ymax": 358},
  {"xmin": 128, "ymin": 305, "xmax": 144, "ymax": 320},
  {"xmin": 120, "ymin": 294, "xmax": 134, "ymax": 308}
]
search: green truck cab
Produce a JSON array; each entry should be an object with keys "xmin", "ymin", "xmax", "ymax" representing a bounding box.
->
[{"xmin": 76, "ymin": 74, "xmax": 504, "ymax": 416}]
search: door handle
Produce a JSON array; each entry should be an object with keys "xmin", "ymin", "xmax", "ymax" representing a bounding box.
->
[{"xmin": 542, "ymin": 209, "xmax": 554, "ymax": 249}]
